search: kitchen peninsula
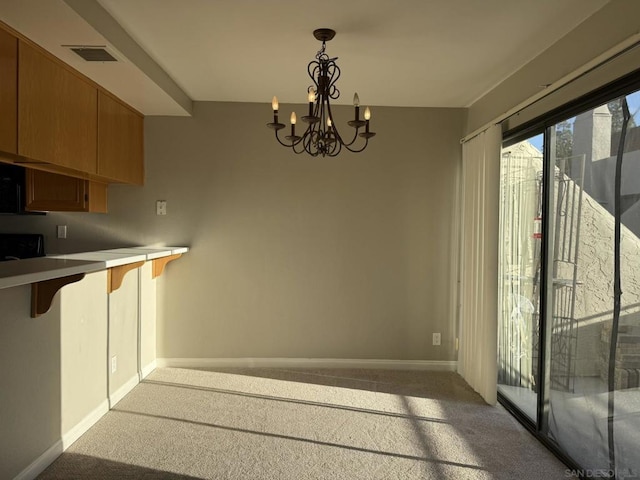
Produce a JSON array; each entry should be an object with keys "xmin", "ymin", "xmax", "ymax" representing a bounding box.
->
[
  {"xmin": 0, "ymin": 246, "xmax": 187, "ymax": 313},
  {"xmin": 0, "ymin": 246, "xmax": 187, "ymax": 290},
  {"xmin": 0, "ymin": 246, "xmax": 188, "ymax": 480}
]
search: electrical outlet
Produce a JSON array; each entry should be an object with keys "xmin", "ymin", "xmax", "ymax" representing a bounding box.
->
[
  {"xmin": 156, "ymin": 200, "xmax": 167, "ymax": 216},
  {"xmin": 433, "ymin": 333, "xmax": 441, "ymax": 346},
  {"xmin": 111, "ymin": 356, "xmax": 117, "ymax": 374},
  {"xmin": 57, "ymin": 225, "xmax": 67, "ymax": 239}
]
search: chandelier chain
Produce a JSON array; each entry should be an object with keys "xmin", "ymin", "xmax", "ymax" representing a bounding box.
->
[{"xmin": 316, "ymin": 40, "xmax": 327, "ymax": 60}]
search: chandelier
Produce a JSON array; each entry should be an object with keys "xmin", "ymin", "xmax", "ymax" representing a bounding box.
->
[{"xmin": 267, "ymin": 28, "xmax": 376, "ymax": 157}]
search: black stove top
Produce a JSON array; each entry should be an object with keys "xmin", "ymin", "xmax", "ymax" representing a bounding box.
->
[{"xmin": 0, "ymin": 234, "xmax": 45, "ymax": 261}]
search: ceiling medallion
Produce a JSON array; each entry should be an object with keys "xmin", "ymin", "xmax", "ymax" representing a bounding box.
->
[{"xmin": 267, "ymin": 28, "xmax": 376, "ymax": 157}]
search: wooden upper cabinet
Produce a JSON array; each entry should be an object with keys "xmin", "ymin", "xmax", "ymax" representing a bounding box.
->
[
  {"xmin": 25, "ymin": 169, "xmax": 107, "ymax": 213},
  {"xmin": 18, "ymin": 40, "xmax": 97, "ymax": 173},
  {"xmin": 98, "ymin": 91, "xmax": 144, "ymax": 185},
  {"xmin": 0, "ymin": 28, "xmax": 17, "ymax": 154}
]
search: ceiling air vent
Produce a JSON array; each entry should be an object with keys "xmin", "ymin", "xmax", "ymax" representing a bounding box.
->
[{"xmin": 65, "ymin": 45, "xmax": 118, "ymax": 62}]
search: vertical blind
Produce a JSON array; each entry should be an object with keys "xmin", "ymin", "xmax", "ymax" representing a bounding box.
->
[{"xmin": 458, "ymin": 124, "xmax": 501, "ymax": 405}]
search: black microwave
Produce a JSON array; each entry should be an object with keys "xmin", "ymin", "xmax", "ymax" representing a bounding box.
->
[{"xmin": 0, "ymin": 163, "xmax": 26, "ymax": 214}]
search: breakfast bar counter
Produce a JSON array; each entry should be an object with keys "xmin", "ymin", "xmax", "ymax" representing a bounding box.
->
[
  {"xmin": 0, "ymin": 246, "xmax": 188, "ymax": 316},
  {"xmin": 0, "ymin": 246, "xmax": 189, "ymax": 290}
]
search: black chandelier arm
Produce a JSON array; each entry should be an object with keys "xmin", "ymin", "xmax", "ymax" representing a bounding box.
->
[
  {"xmin": 304, "ymin": 129, "xmax": 320, "ymax": 153},
  {"xmin": 324, "ymin": 102, "xmax": 360, "ymax": 147},
  {"xmin": 340, "ymin": 137, "xmax": 370, "ymax": 154},
  {"xmin": 313, "ymin": 97, "xmax": 323, "ymax": 122},
  {"xmin": 327, "ymin": 140, "xmax": 342, "ymax": 157},
  {"xmin": 273, "ymin": 130, "xmax": 292, "ymax": 148},
  {"xmin": 334, "ymin": 124, "xmax": 360, "ymax": 147},
  {"xmin": 291, "ymin": 143, "xmax": 309, "ymax": 154},
  {"xmin": 274, "ymin": 129, "xmax": 306, "ymax": 152},
  {"xmin": 289, "ymin": 124, "xmax": 322, "ymax": 156},
  {"xmin": 300, "ymin": 131, "xmax": 317, "ymax": 155},
  {"xmin": 326, "ymin": 106, "xmax": 369, "ymax": 153}
]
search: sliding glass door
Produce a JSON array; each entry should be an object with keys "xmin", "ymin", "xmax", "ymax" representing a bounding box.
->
[
  {"xmin": 498, "ymin": 133, "xmax": 544, "ymax": 421},
  {"xmin": 498, "ymin": 83, "xmax": 640, "ymax": 477}
]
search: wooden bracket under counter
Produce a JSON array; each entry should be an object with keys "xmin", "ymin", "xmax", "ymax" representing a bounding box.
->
[
  {"xmin": 152, "ymin": 254, "xmax": 182, "ymax": 279},
  {"xmin": 31, "ymin": 273, "xmax": 85, "ymax": 318},
  {"xmin": 107, "ymin": 261, "xmax": 145, "ymax": 294}
]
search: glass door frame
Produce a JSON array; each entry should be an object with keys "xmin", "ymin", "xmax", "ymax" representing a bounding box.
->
[{"xmin": 497, "ymin": 68, "xmax": 640, "ymax": 472}]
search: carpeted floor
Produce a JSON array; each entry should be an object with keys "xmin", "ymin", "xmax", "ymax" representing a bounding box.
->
[{"xmin": 38, "ymin": 368, "xmax": 569, "ymax": 479}]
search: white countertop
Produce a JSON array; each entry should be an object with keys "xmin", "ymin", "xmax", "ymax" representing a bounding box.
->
[
  {"xmin": 0, "ymin": 246, "xmax": 189, "ymax": 290},
  {"xmin": 0, "ymin": 257, "xmax": 105, "ymax": 289},
  {"xmin": 98, "ymin": 246, "xmax": 188, "ymax": 260},
  {"xmin": 49, "ymin": 251, "xmax": 148, "ymax": 267}
]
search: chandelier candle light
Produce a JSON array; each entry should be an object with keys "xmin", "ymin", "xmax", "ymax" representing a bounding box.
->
[{"xmin": 267, "ymin": 28, "xmax": 376, "ymax": 157}]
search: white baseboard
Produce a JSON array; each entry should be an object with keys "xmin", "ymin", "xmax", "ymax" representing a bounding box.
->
[
  {"xmin": 15, "ymin": 381, "xmax": 138, "ymax": 479},
  {"xmin": 13, "ymin": 440, "xmax": 63, "ymax": 480},
  {"xmin": 61, "ymin": 400, "xmax": 109, "ymax": 450},
  {"xmin": 109, "ymin": 374, "xmax": 140, "ymax": 407},
  {"xmin": 156, "ymin": 357, "xmax": 457, "ymax": 371},
  {"xmin": 141, "ymin": 360, "xmax": 157, "ymax": 379}
]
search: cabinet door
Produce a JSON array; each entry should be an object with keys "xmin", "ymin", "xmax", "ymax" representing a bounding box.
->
[
  {"xmin": 18, "ymin": 41, "xmax": 97, "ymax": 173},
  {"xmin": 87, "ymin": 181, "xmax": 108, "ymax": 213},
  {"xmin": 25, "ymin": 169, "xmax": 107, "ymax": 213},
  {"xmin": 0, "ymin": 28, "xmax": 17, "ymax": 154},
  {"xmin": 98, "ymin": 92, "xmax": 144, "ymax": 185}
]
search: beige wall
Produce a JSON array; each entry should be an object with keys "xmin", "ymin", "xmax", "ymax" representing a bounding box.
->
[
  {"xmin": 109, "ymin": 268, "xmax": 140, "ymax": 395},
  {"xmin": 60, "ymin": 271, "xmax": 108, "ymax": 435},
  {"xmin": 466, "ymin": 0, "xmax": 640, "ymax": 135},
  {"xmin": 153, "ymin": 103, "xmax": 464, "ymax": 360},
  {"xmin": 1, "ymin": 102, "xmax": 465, "ymax": 361},
  {"xmin": 0, "ymin": 285, "xmax": 61, "ymax": 479},
  {"xmin": 140, "ymin": 262, "xmax": 157, "ymax": 372}
]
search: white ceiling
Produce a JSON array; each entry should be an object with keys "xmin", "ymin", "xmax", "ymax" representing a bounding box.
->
[{"xmin": 0, "ymin": 0, "xmax": 610, "ymax": 115}]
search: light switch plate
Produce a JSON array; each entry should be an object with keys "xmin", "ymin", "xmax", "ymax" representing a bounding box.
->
[
  {"xmin": 57, "ymin": 225, "xmax": 67, "ymax": 239},
  {"xmin": 156, "ymin": 200, "xmax": 167, "ymax": 216}
]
